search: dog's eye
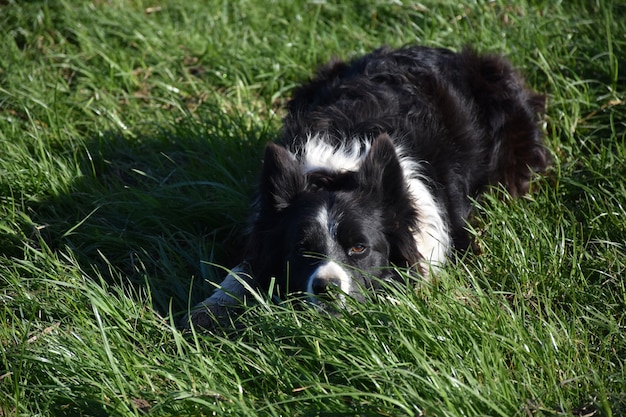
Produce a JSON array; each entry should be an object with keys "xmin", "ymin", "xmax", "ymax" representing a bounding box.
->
[{"xmin": 348, "ymin": 244, "xmax": 367, "ymax": 256}]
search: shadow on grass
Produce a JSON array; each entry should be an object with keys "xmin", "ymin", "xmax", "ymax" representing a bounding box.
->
[{"xmin": 16, "ymin": 107, "xmax": 270, "ymax": 316}]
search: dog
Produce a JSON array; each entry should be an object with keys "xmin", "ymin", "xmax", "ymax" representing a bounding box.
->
[{"xmin": 183, "ymin": 45, "xmax": 548, "ymax": 329}]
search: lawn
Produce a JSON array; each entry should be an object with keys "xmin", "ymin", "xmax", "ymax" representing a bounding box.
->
[{"xmin": 1, "ymin": 0, "xmax": 625, "ymax": 415}]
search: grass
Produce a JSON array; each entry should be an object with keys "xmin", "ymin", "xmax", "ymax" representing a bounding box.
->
[{"xmin": 1, "ymin": 0, "xmax": 625, "ymax": 415}]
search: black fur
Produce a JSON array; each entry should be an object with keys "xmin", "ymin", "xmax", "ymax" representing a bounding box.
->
[
  {"xmin": 280, "ymin": 46, "xmax": 547, "ymax": 249},
  {"xmin": 246, "ymin": 46, "xmax": 547, "ymax": 289}
]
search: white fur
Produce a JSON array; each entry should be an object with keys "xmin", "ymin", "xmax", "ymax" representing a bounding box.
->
[
  {"xmin": 314, "ymin": 204, "xmax": 341, "ymax": 238},
  {"xmin": 197, "ymin": 263, "xmax": 251, "ymax": 307},
  {"xmin": 396, "ymin": 151, "xmax": 450, "ymax": 272},
  {"xmin": 300, "ymin": 134, "xmax": 371, "ymax": 174},
  {"xmin": 306, "ymin": 260, "xmax": 351, "ymax": 303},
  {"xmin": 315, "ymin": 204, "xmax": 331, "ymax": 233}
]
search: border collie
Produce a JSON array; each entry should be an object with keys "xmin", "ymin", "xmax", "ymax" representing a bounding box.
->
[{"xmin": 183, "ymin": 45, "xmax": 548, "ymax": 328}]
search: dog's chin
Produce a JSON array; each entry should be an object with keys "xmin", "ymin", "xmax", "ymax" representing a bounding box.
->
[
  {"xmin": 302, "ymin": 287, "xmax": 368, "ymax": 316},
  {"xmin": 305, "ymin": 297, "xmax": 343, "ymax": 317}
]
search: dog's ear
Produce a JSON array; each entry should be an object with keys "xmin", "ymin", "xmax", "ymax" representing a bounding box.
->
[
  {"xmin": 259, "ymin": 143, "xmax": 304, "ymax": 211},
  {"xmin": 360, "ymin": 134, "xmax": 422, "ymax": 266},
  {"xmin": 359, "ymin": 133, "xmax": 405, "ymax": 202}
]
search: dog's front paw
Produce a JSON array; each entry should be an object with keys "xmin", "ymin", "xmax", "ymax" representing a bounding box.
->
[
  {"xmin": 179, "ymin": 263, "xmax": 253, "ymax": 331},
  {"xmin": 180, "ymin": 299, "xmax": 241, "ymax": 331}
]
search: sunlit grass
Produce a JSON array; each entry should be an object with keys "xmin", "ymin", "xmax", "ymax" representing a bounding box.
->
[{"xmin": 1, "ymin": 0, "xmax": 625, "ymax": 415}]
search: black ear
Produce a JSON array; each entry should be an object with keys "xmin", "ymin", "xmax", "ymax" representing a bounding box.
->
[
  {"xmin": 259, "ymin": 143, "xmax": 304, "ymax": 211},
  {"xmin": 359, "ymin": 134, "xmax": 405, "ymax": 203},
  {"xmin": 359, "ymin": 134, "xmax": 422, "ymax": 266}
]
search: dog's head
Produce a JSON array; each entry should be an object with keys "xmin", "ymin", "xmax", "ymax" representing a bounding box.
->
[{"xmin": 245, "ymin": 134, "xmax": 421, "ymax": 304}]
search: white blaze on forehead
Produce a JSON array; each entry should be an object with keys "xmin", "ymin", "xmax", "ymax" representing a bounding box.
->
[
  {"xmin": 306, "ymin": 205, "xmax": 352, "ymax": 302},
  {"xmin": 315, "ymin": 205, "xmax": 330, "ymax": 231},
  {"xmin": 314, "ymin": 204, "xmax": 340, "ymax": 239}
]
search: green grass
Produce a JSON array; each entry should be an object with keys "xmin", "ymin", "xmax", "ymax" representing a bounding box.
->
[{"xmin": 1, "ymin": 0, "xmax": 625, "ymax": 415}]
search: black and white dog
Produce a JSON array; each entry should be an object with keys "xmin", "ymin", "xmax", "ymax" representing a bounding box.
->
[{"xmin": 184, "ymin": 45, "xmax": 548, "ymax": 328}]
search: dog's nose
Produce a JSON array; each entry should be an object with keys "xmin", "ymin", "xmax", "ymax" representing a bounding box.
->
[{"xmin": 310, "ymin": 276, "xmax": 341, "ymax": 295}]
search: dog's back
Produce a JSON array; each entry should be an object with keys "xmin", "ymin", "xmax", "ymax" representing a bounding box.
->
[{"xmin": 280, "ymin": 46, "xmax": 548, "ymax": 250}]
